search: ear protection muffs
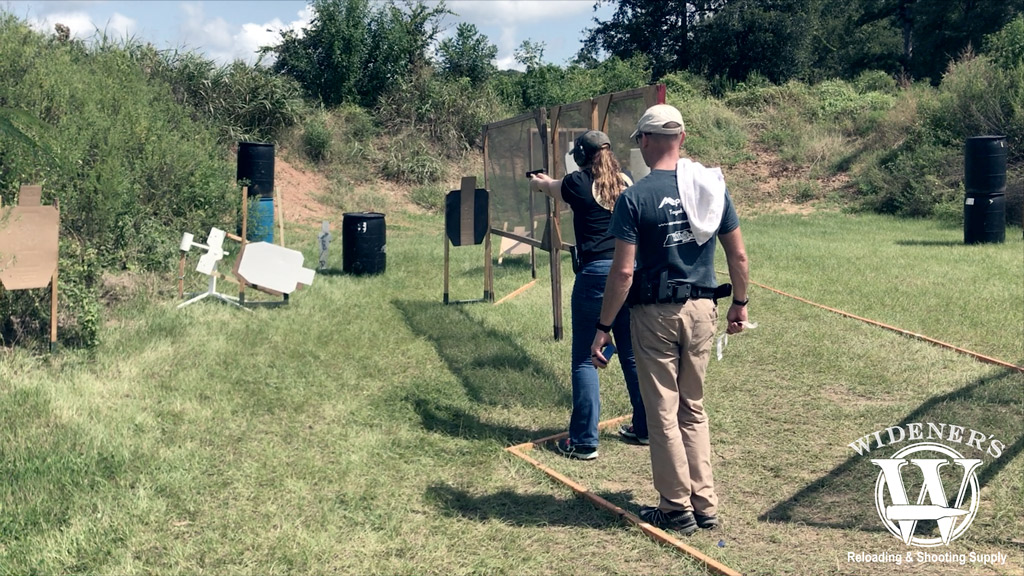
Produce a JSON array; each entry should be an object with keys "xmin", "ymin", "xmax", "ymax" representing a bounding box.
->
[{"xmin": 572, "ymin": 134, "xmax": 588, "ymax": 168}]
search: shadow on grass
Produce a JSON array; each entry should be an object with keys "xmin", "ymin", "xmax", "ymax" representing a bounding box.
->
[
  {"xmin": 426, "ymin": 483, "xmax": 631, "ymax": 528},
  {"xmin": 395, "ymin": 299, "xmax": 570, "ymax": 443},
  {"xmin": 315, "ymin": 267, "xmax": 346, "ymax": 277},
  {"xmin": 408, "ymin": 396, "xmax": 561, "ymax": 444},
  {"xmin": 761, "ymin": 368, "xmax": 1024, "ymax": 535},
  {"xmin": 894, "ymin": 240, "xmax": 965, "ymax": 247},
  {"xmin": 395, "ymin": 299, "xmax": 567, "ymax": 408}
]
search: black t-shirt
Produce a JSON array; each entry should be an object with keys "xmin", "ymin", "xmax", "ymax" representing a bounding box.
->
[
  {"xmin": 609, "ymin": 168, "xmax": 739, "ymax": 288},
  {"xmin": 561, "ymin": 169, "xmax": 628, "ymax": 265}
]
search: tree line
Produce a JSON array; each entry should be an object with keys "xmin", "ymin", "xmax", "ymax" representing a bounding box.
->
[
  {"xmin": 263, "ymin": 0, "xmax": 1024, "ymax": 115},
  {"xmin": 583, "ymin": 0, "xmax": 1024, "ymax": 86}
]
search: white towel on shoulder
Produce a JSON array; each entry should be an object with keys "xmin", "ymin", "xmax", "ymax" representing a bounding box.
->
[{"xmin": 676, "ymin": 158, "xmax": 726, "ymax": 246}]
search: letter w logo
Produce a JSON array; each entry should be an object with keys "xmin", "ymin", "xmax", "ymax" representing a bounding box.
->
[{"xmin": 871, "ymin": 444, "xmax": 982, "ymax": 546}]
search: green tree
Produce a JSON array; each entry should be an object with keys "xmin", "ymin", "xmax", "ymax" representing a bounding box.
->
[
  {"xmin": 265, "ymin": 0, "xmax": 370, "ymax": 106},
  {"xmin": 854, "ymin": 0, "xmax": 1024, "ymax": 82},
  {"xmin": 690, "ymin": 0, "xmax": 817, "ymax": 83},
  {"xmin": 580, "ymin": 0, "xmax": 724, "ymax": 80},
  {"xmin": 910, "ymin": 0, "xmax": 1024, "ymax": 82},
  {"xmin": 437, "ymin": 23, "xmax": 497, "ymax": 86},
  {"xmin": 360, "ymin": 0, "xmax": 450, "ymax": 106},
  {"xmin": 513, "ymin": 40, "xmax": 566, "ymax": 109}
]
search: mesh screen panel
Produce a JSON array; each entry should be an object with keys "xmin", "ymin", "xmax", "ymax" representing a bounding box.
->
[
  {"xmin": 482, "ymin": 85, "xmax": 663, "ymax": 250},
  {"xmin": 605, "ymin": 92, "xmax": 653, "ymax": 180},
  {"xmin": 484, "ymin": 114, "xmax": 545, "ymax": 239}
]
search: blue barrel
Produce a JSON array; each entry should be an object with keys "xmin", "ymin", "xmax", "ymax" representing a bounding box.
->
[
  {"xmin": 964, "ymin": 136, "xmax": 1006, "ymax": 244},
  {"xmin": 247, "ymin": 197, "xmax": 274, "ymax": 243},
  {"xmin": 237, "ymin": 142, "xmax": 275, "ymax": 197},
  {"xmin": 343, "ymin": 212, "xmax": 386, "ymax": 275}
]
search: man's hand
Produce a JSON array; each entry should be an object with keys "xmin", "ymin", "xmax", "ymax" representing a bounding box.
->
[
  {"xmin": 726, "ymin": 303, "xmax": 748, "ymax": 334},
  {"xmin": 590, "ymin": 330, "xmax": 612, "ymax": 368}
]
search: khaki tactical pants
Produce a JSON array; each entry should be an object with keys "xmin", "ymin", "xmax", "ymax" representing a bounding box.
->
[{"xmin": 630, "ymin": 299, "xmax": 719, "ymax": 516}]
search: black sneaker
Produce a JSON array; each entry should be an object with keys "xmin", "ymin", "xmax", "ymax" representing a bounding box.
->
[
  {"xmin": 639, "ymin": 506, "xmax": 698, "ymax": 535},
  {"xmin": 694, "ymin": 512, "xmax": 720, "ymax": 530},
  {"xmin": 618, "ymin": 424, "xmax": 650, "ymax": 445},
  {"xmin": 554, "ymin": 438, "xmax": 598, "ymax": 460}
]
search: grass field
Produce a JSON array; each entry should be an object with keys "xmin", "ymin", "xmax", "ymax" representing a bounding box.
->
[{"xmin": 1, "ymin": 210, "xmax": 1021, "ymax": 575}]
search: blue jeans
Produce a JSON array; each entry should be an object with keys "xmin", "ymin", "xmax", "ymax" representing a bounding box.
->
[{"xmin": 569, "ymin": 260, "xmax": 646, "ymax": 448}]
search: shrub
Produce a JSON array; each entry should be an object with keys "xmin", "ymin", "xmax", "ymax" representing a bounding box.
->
[
  {"xmin": 852, "ymin": 70, "xmax": 898, "ymax": 95},
  {"xmin": 659, "ymin": 70, "xmax": 711, "ymax": 101},
  {"xmin": 140, "ymin": 47, "xmax": 306, "ymax": 143},
  {"xmin": 377, "ymin": 73, "xmax": 512, "ymax": 156},
  {"xmin": 379, "ymin": 134, "xmax": 446, "ymax": 185},
  {"xmin": 303, "ymin": 114, "xmax": 333, "ymax": 163},
  {"xmin": 409, "ymin": 184, "xmax": 446, "ymax": 211},
  {"xmin": 668, "ymin": 94, "xmax": 750, "ymax": 167}
]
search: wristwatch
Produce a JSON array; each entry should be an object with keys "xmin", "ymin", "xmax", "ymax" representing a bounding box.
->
[
  {"xmin": 732, "ymin": 297, "xmax": 749, "ymax": 307},
  {"xmin": 595, "ymin": 321, "xmax": 613, "ymax": 333}
]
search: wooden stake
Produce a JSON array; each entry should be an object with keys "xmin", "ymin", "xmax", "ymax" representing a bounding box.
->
[
  {"xmin": 505, "ymin": 415, "xmax": 742, "ymax": 576},
  {"xmin": 239, "ymin": 187, "xmax": 248, "ymax": 302},
  {"xmin": 443, "ymin": 232, "xmax": 450, "ymax": 304},
  {"xmin": 275, "ymin": 188, "xmax": 285, "ymax": 247},
  {"xmin": 178, "ymin": 251, "xmax": 186, "ymax": 299},
  {"xmin": 484, "ymin": 207, "xmax": 493, "ymax": 302},
  {"xmin": 50, "ymin": 198, "xmax": 59, "ymax": 353},
  {"xmin": 50, "ymin": 268, "xmax": 57, "ymax": 353}
]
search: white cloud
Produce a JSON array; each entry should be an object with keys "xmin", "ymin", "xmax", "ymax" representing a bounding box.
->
[
  {"xmin": 26, "ymin": 10, "xmax": 137, "ymax": 41},
  {"xmin": 448, "ymin": 1, "xmax": 598, "ymax": 70},
  {"xmin": 495, "ymin": 54, "xmax": 519, "ymax": 71},
  {"xmin": 495, "ymin": 25, "xmax": 522, "ymax": 71},
  {"xmin": 177, "ymin": 2, "xmax": 313, "ymax": 64},
  {"xmin": 448, "ymin": 0, "xmax": 593, "ymax": 26}
]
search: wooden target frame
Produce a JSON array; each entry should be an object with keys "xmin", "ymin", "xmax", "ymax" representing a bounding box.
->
[
  {"xmin": 0, "ymin": 185, "xmax": 60, "ymax": 352},
  {"xmin": 443, "ymin": 176, "xmax": 493, "ymax": 305}
]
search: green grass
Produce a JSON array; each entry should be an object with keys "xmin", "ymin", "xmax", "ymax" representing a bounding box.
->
[
  {"xmin": 733, "ymin": 212, "xmax": 1024, "ymax": 365},
  {"xmin": 0, "ymin": 211, "xmax": 1021, "ymax": 575}
]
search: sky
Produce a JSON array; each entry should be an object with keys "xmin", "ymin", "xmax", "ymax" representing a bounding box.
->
[{"xmin": 1, "ymin": 1, "xmax": 615, "ymax": 70}]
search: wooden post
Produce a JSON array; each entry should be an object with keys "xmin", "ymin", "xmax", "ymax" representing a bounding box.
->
[
  {"xmin": 544, "ymin": 106, "xmax": 563, "ymax": 340},
  {"xmin": 443, "ymin": 232, "xmax": 450, "ymax": 304},
  {"xmin": 595, "ymin": 93, "xmax": 612, "ymax": 133},
  {"xmin": 50, "ymin": 198, "xmax": 59, "ymax": 353},
  {"xmin": 239, "ymin": 187, "xmax": 248, "ymax": 303},
  {"xmin": 484, "ymin": 190, "xmax": 493, "ymax": 302},
  {"xmin": 548, "ymin": 196, "xmax": 563, "ymax": 341},
  {"xmin": 49, "ymin": 268, "xmax": 57, "ymax": 353},
  {"xmin": 178, "ymin": 252, "xmax": 186, "ymax": 299},
  {"xmin": 275, "ymin": 188, "xmax": 285, "ymax": 247}
]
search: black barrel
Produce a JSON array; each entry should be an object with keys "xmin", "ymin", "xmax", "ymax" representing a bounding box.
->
[
  {"xmin": 964, "ymin": 136, "xmax": 1007, "ymax": 244},
  {"xmin": 343, "ymin": 212, "xmax": 386, "ymax": 275},
  {"xmin": 237, "ymin": 142, "xmax": 275, "ymax": 197}
]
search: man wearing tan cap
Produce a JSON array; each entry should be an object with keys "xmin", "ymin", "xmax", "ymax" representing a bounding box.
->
[{"xmin": 590, "ymin": 103, "xmax": 750, "ymax": 534}]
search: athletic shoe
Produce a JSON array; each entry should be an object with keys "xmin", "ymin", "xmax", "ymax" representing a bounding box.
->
[
  {"xmin": 639, "ymin": 506, "xmax": 698, "ymax": 535},
  {"xmin": 618, "ymin": 424, "xmax": 650, "ymax": 445},
  {"xmin": 694, "ymin": 512, "xmax": 721, "ymax": 530},
  {"xmin": 554, "ymin": 438, "xmax": 598, "ymax": 460}
]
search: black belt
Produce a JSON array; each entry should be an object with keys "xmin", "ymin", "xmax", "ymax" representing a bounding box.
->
[{"xmin": 634, "ymin": 282, "xmax": 731, "ymax": 305}]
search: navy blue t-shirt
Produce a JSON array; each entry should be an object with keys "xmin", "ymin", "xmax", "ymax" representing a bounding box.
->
[{"xmin": 609, "ymin": 168, "xmax": 739, "ymax": 288}]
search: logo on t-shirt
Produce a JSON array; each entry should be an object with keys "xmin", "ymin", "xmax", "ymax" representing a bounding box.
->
[
  {"xmin": 657, "ymin": 196, "xmax": 681, "ymax": 209},
  {"xmin": 663, "ymin": 229, "xmax": 695, "ymax": 246}
]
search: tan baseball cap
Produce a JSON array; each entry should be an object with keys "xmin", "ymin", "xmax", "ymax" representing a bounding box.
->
[{"xmin": 630, "ymin": 104, "xmax": 685, "ymax": 139}]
